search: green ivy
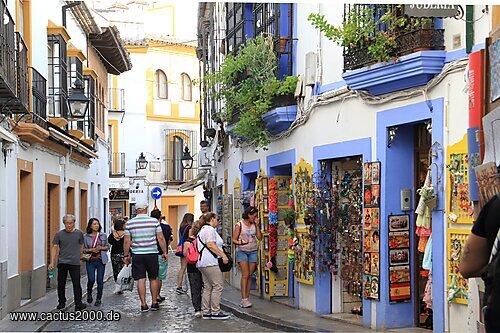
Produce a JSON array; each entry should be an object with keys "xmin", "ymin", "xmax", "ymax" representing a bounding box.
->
[{"xmin": 202, "ymin": 35, "xmax": 298, "ymax": 149}]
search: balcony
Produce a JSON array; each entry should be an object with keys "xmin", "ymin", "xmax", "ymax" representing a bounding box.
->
[
  {"xmin": 165, "ymin": 129, "xmax": 197, "ymax": 184},
  {"xmin": 0, "ymin": 0, "xmax": 29, "ymax": 114},
  {"xmin": 342, "ymin": 5, "xmax": 446, "ymax": 96},
  {"xmin": 30, "ymin": 67, "xmax": 48, "ymax": 129},
  {"xmin": 108, "ymin": 88, "xmax": 125, "ymax": 112},
  {"xmin": 109, "ymin": 152, "xmax": 126, "ymax": 177}
]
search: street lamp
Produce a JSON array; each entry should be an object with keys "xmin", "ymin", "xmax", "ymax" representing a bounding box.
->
[
  {"xmin": 67, "ymin": 78, "xmax": 89, "ymax": 120},
  {"xmin": 181, "ymin": 146, "xmax": 194, "ymax": 169},
  {"xmin": 136, "ymin": 152, "xmax": 148, "ymax": 170}
]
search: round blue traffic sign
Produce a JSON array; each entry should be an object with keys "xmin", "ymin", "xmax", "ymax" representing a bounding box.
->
[{"xmin": 151, "ymin": 187, "xmax": 163, "ymax": 200}]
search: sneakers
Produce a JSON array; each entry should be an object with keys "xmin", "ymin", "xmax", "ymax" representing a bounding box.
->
[
  {"xmin": 210, "ymin": 312, "xmax": 230, "ymax": 320},
  {"xmin": 176, "ymin": 287, "xmax": 186, "ymax": 295},
  {"xmin": 75, "ymin": 303, "xmax": 87, "ymax": 311},
  {"xmin": 240, "ymin": 298, "xmax": 252, "ymax": 308},
  {"xmin": 156, "ymin": 296, "xmax": 166, "ymax": 303},
  {"xmin": 56, "ymin": 303, "xmax": 65, "ymax": 310},
  {"xmin": 87, "ymin": 295, "xmax": 93, "ymax": 304},
  {"xmin": 150, "ymin": 303, "xmax": 160, "ymax": 311},
  {"xmin": 194, "ymin": 311, "xmax": 202, "ymax": 318},
  {"xmin": 140, "ymin": 304, "xmax": 149, "ymax": 312},
  {"xmin": 202, "ymin": 314, "xmax": 212, "ymax": 320},
  {"xmin": 94, "ymin": 300, "xmax": 101, "ymax": 307}
]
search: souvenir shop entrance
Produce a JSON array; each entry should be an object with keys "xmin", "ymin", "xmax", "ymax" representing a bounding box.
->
[
  {"xmin": 322, "ymin": 156, "xmax": 364, "ymax": 315},
  {"xmin": 413, "ymin": 123, "xmax": 433, "ymax": 329}
]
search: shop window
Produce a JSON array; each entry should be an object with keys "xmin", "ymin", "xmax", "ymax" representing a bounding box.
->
[
  {"xmin": 155, "ymin": 69, "xmax": 168, "ymax": 99},
  {"xmin": 47, "ymin": 34, "xmax": 68, "ymax": 118},
  {"xmin": 181, "ymin": 73, "xmax": 192, "ymax": 101}
]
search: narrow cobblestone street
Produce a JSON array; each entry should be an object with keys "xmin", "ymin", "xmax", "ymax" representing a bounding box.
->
[{"xmin": 43, "ymin": 258, "xmax": 275, "ymax": 332}]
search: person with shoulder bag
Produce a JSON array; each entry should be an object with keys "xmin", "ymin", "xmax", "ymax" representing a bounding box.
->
[
  {"xmin": 460, "ymin": 194, "xmax": 500, "ymax": 332},
  {"xmin": 196, "ymin": 213, "xmax": 230, "ymax": 320},
  {"xmin": 183, "ymin": 218, "xmax": 206, "ymax": 318},
  {"xmin": 176, "ymin": 213, "xmax": 194, "ymax": 294},
  {"xmin": 232, "ymin": 206, "xmax": 262, "ymax": 308},
  {"xmin": 83, "ymin": 218, "xmax": 109, "ymax": 306}
]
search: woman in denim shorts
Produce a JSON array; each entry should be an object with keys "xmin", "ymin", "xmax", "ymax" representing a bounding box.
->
[{"xmin": 232, "ymin": 206, "xmax": 262, "ymax": 308}]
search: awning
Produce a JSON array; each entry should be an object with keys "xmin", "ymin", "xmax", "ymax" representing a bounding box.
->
[
  {"xmin": 179, "ymin": 171, "xmax": 207, "ymax": 192},
  {"xmin": 89, "ymin": 26, "xmax": 132, "ymax": 75}
]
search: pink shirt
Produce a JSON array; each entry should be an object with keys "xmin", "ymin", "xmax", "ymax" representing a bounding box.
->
[{"xmin": 236, "ymin": 221, "xmax": 258, "ymax": 252}]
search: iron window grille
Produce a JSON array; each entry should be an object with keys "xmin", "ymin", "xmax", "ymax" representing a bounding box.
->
[
  {"xmin": 83, "ymin": 75, "xmax": 96, "ymax": 140},
  {"xmin": 225, "ymin": 3, "xmax": 245, "ymax": 54},
  {"xmin": 47, "ymin": 34, "xmax": 68, "ymax": 119},
  {"xmin": 30, "ymin": 67, "xmax": 47, "ymax": 128},
  {"xmin": 165, "ymin": 129, "xmax": 197, "ymax": 183}
]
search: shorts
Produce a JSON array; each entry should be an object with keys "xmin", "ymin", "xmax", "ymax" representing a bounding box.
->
[
  {"xmin": 131, "ymin": 254, "xmax": 159, "ymax": 280},
  {"xmin": 158, "ymin": 255, "xmax": 169, "ymax": 280},
  {"xmin": 236, "ymin": 250, "xmax": 258, "ymax": 263}
]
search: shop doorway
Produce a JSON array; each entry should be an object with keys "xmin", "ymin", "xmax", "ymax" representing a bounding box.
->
[
  {"xmin": 19, "ymin": 169, "xmax": 33, "ymax": 302},
  {"xmin": 325, "ymin": 156, "xmax": 363, "ymax": 315},
  {"xmin": 169, "ymin": 206, "xmax": 179, "ymax": 246},
  {"xmin": 46, "ymin": 181, "xmax": 60, "ymax": 289},
  {"xmin": 413, "ymin": 123, "xmax": 432, "ymax": 329}
]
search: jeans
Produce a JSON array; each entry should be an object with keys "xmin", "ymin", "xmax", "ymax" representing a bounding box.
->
[
  {"xmin": 199, "ymin": 266, "xmax": 224, "ymax": 315},
  {"xmin": 188, "ymin": 269, "xmax": 203, "ymax": 312},
  {"xmin": 57, "ymin": 263, "xmax": 83, "ymax": 306},
  {"xmin": 86, "ymin": 259, "xmax": 105, "ymax": 300}
]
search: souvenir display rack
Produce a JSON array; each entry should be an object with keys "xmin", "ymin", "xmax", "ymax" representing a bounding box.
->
[
  {"xmin": 294, "ymin": 228, "xmax": 314, "ymax": 285},
  {"xmin": 446, "ymin": 136, "xmax": 473, "ymax": 224},
  {"xmin": 447, "ymin": 229, "xmax": 469, "ymax": 305},
  {"xmin": 363, "ymin": 161, "xmax": 381, "ymax": 300},
  {"xmin": 388, "ymin": 214, "xmax": 411, "ymax": 302}
]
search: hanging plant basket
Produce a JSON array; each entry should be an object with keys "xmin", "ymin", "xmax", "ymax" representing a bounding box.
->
[{"xmin": 425, "ymin": 196, "xmax": 437, "ymax": 210}]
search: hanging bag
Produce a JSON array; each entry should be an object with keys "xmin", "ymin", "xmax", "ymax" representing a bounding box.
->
[
  {"xmin": 82, "ymin": 234, "xmax": 99, "ymax": 262},
  {"xmin": 197, "ymin": 233, "xmax": 233, "ymax": 272},
  {"xmin": 115, "ymin": 264, "xmax": 134, "ymax": 293}
]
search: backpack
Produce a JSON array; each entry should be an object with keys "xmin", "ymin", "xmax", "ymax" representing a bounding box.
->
[{"xmin": 184, "ymin": 238, "xmax": 201, "ymax": 265}]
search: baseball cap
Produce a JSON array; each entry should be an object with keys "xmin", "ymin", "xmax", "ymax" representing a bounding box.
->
[{"xmin": 135, "ymin": 199, "xmax": 149, "ymax": 210}]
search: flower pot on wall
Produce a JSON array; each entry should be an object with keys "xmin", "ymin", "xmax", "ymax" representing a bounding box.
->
[{"xmin": 279, "ymin": 36, "xmax": 289, "ymax": 53}]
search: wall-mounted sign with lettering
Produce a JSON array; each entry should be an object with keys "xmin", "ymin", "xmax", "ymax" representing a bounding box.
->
[
  {"xmin": 109, "ymin": 190, "xmax": 129, "ymax": 201},
  {"xmin": 403, "ymin": 4, "xmax": 460, "ymax": 18}
]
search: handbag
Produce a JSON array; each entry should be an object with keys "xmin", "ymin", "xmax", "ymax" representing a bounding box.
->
[
  {"xmin": 82, "ymin": 234, "xmax": 99, "ymax": 262},
  {"xmin": 218, "ymin": 245, "xmax": 233, "ymax": 272}
]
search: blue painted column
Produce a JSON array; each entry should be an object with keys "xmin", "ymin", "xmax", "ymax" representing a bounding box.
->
[
  {"xmin": 312, "ymin": 138, "xmax": 372, "ymax": 323},
  {"xmin": 376, "ymin": 98, "xmax": 445, "ymax": 331},
  {"xmin": 267, "ymin": 149, "xmax": 297, "ymax": 303}
]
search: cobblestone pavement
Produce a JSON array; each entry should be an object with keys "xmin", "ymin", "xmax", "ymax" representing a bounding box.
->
[{"xmin": 43, "ymin": 256, "xmax": 276, "ymax": 332}]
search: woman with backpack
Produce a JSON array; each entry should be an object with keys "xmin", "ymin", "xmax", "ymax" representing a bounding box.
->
[
  {"xmin": 197, "ymin": 212, "xmax": 230, "ymax": 320},
  {"xmin": 232, "ymin": 206, "xmax": 262, "ymax": 308},
  {"xmin": 183, "ymin": 217, "xmax": 205, "ymax": 318},
  {"xmin": 176, "ymin": 213, "xmax": 194, "ymax": 294}
]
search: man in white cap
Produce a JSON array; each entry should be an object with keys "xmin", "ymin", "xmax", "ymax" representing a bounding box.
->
[{"xmin": 124, "ymin": 199, "xmax": 168, "ymax": 312}]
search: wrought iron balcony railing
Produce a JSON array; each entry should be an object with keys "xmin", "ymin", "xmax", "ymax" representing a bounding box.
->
[
  {"xmin": 108, "ymin": 88, "xmax": 125, "ymax": 112},
  {"xmin": 29, "ymin": 67, "xmax": 48, "ymax": 129},
  {"xmin": 16, "ymin": 33, "xmax": 29, "ymax": 112},
  {"xmin": 343, "ymin": 4, "xmax": 445, "ymax": 71},
  {"xmin": 109, "ymin": 152, "xmax": 126, "ymax": 177},
  {"xmin": 165, "ymin": 129, "xmax": 197, "ymax": 183}
]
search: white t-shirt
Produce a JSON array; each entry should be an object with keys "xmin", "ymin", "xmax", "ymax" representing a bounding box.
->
[{"xmin": 196, "ymin": 225, "xmax": 223, "ymax": 268}]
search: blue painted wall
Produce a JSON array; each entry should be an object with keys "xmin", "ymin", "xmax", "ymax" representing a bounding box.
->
[
  {"xmin": 241, "ymin": 159, "xmax": 260, "ymax": 192},
  {"xmin": 376, "ymin": 98, "xmax": 445, "ymax": 331},
  {"xmin": 312, "ymin": 138, "xmax": 372, "ymax": 325}
]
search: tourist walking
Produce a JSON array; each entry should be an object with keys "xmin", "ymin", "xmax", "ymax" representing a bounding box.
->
[
  {"xmin": 184, "ymin": 217, "xmax": 205, "ymax": 317},
  {"xmin": 48, "ymin": 214, "xmax": 86, "ymax": 311},
  {"xmin": 123, "ymin": 200, "xmax": 168, "ymax": 312},
  {"xmin": 108, "ymin": 219, "xmax": 126, "ymax": 284},
  {"xmin": 197, "ymin": 212, "xmax": 230, "ymax": 320},
  {"xmin": 151, "ymin": 209, "xmax": 172, "ymax": 303},
  {"xmin": 83, "ymin": 218, "xmax": 109, "ymax": 306},
  {"xmin": 233, "ymin": 206, "xmax": 262, "ymax": 308},
  {"xmin": 176, "ymin": 213, "xmax": 194, "ymax": 294}
]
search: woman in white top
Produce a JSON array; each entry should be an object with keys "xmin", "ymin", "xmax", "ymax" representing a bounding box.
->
[
  {"xmin": 232, "ymin": 206, "xmax": 262, "ymax": 308},
  {"xmin": 196, "ymin": 212, "xmax": 230, "ymax": 320}
]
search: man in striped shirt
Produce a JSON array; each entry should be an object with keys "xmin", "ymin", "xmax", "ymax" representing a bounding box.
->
[{"xmin": 124, "ymin": 200, "xmax": 168, "ymax": 312}]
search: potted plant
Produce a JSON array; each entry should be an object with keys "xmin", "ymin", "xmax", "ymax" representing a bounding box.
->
[{"xmin": 202, "ymin": 35, "xmax": 298, "ymax": 149}]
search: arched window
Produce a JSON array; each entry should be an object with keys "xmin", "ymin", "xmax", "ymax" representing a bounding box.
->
[
  {"xmin": 155, "ymin": 69, "xmax": 168, "ymax": 99},
  {"xmin": 180, "ymin": 73, "xmax": 192, "ymax": 101}
]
